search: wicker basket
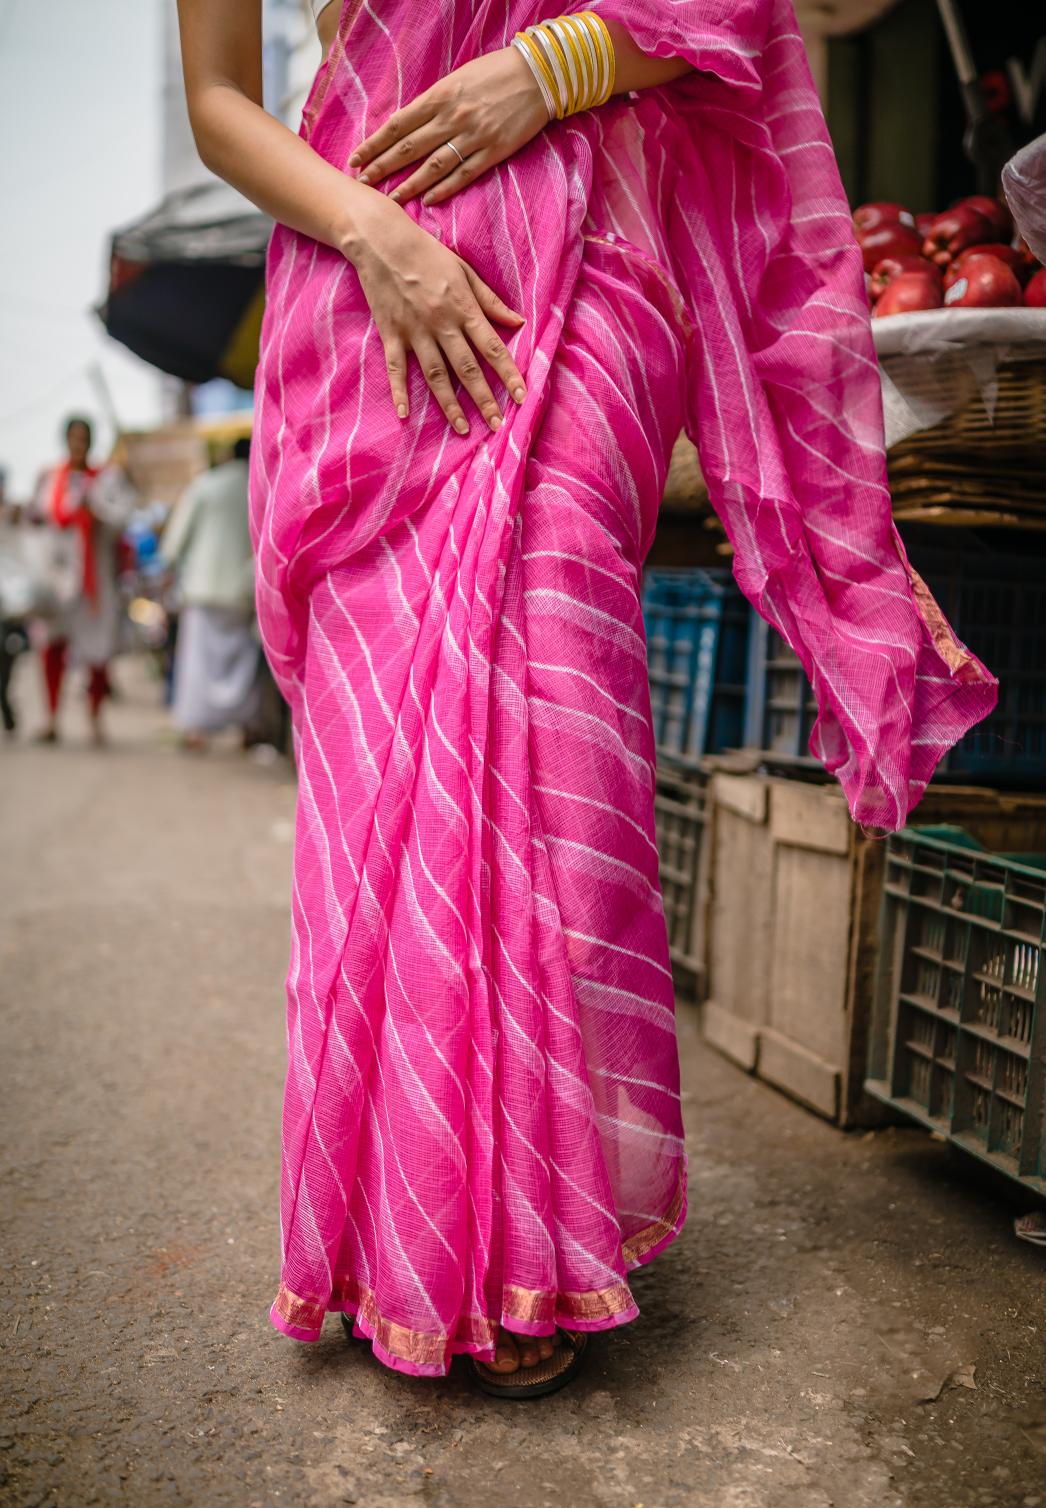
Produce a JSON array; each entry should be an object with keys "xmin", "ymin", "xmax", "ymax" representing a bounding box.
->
[{"xmin": 887, "ymin": 359, "xmax": 1046, "ymax": 466}]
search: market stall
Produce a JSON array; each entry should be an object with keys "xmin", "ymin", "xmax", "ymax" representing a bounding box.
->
[{"xmin": 645, "ymin": 183, "xmax": 1046, "ymax": 1193}]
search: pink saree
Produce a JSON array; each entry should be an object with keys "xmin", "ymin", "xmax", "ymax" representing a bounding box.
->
[{"xmin": 250, "ymin": 0, "xmax": 997, "ymax": 1375}]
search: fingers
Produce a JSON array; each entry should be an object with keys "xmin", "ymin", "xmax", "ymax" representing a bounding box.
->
[
  {"xmin": 460, "ymin": 275, "xmax": 528, "ymax": 406},
  {"xmin": 349, "ymin": 97, "xmax": 436, "ymax": 172},
  {"xmin": 411, "ymin": 334, "xmax": 472, "ymax": 435},
  {"xmin": 356, "ymin": 118, "xmax": 449, "ymax": 190},
  {"xmin": 391, "ymin": 144, "xmax": 482, "ymax": 206},
  {"xmin": 378, "ymin": 264, "xmax": 527, "ymax": 434},
  {"xmin": 438, "ymin": 328, "xmax": 503, "ymax": 432},
  {"xmin": 383, "ymin": 336, "xmax": 409, "ymax": 420},
  {"xmin": 417, "ymin": 149, "xmax": 486, "ymax": 207}
]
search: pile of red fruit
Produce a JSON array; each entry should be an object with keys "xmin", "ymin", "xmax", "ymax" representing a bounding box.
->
[{"xmin": 855, "ymin": 196, "xmax": 1046, "ymax": 318}]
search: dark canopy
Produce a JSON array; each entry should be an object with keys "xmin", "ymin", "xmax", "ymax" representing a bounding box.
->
[{"xmin": 99, "ymin": 181, "xmax": 271, "ymax": 390}]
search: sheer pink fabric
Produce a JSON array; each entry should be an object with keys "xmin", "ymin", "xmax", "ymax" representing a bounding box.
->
[{"xmin": 250, "ymin": 0, "xmax": 996, "ymax": 1375}]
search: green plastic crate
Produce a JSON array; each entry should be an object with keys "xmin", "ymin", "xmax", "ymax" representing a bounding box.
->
[{"xmin": 866, "ymin": 830, "xmax": 1046, "ymax": 1196}]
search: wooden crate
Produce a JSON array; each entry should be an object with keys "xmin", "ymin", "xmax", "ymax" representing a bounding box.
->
[{"xmin": 701, "ymin": 772, "xmax": 1046, "ymax": 1126}]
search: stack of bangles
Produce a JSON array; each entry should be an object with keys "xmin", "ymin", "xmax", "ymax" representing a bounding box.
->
[{"xmin": 511, "ymin": 11, "xmax": 616, "ymax": 121}]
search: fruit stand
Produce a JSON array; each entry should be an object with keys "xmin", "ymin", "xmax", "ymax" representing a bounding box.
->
[{"xmin": 645, "ymin": 185, "xmax": 1046, "ymax": 1162}]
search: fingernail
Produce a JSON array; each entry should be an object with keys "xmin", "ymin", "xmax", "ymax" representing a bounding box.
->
[
  {"xmin": 389, "ymin": 191, "xmax": 401, "ymax": 203},
  {"xmin": 512, "ymin": 386, "xmax": 526, "ymax": 403},
  {"xmin": 490, "ymin": 414, "xmax": 503, "ymax": 431},
  {"xmin": 358, "ymin": 171, "xmax": 371, "ymax": 184},
  {"xmin": 348, "ymin": 152, "xmax": 361, "ymax": 167},
  {"xmin": 397, "ymin": 403, "xmax": 407, "ymax": 419},
  {"xmin": 422, "ymin": 194, "xmax": 433, "ymax": 206},
  {"xmin": 453, "ymin": 417, "xmax": 469, "ymax": 435}
]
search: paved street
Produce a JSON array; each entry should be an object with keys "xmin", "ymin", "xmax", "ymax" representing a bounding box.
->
[{"xmin": 1, "ymin": 655, "xmax": 1045, "ymax": 1508}]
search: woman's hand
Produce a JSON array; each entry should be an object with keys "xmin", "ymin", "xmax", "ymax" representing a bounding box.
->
[
  {"xmin": 349, "ymin": 47, "xmax": 551, "ymax": 208},
  {"xmin": 346, "ymin": 194, "xmax": 528, "ymax": 433}
]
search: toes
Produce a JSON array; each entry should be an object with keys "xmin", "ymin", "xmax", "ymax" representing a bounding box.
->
[
  {"xmin": 492, "ymin": 1330, "xmax": 520, "ymax": 1373},
  {"xmin": 537, "ymin": 1336, "xmax": 555, "ymax": 1361},
  {"xmin": 517, "ymin": 1339, "xmax": 540, "ymax": 1368}
]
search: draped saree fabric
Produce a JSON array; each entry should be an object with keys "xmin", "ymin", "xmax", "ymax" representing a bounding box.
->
[{"xmin": 250, "ymin": 0, "xmax": 997, "ymax": 1375}]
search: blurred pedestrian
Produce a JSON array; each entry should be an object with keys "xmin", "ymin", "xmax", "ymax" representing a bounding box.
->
[
  {"xmin": 0, "ymin": 471, "xmax": 31, "ymax": 738},
  {"xmin": 160, "ymin": 436, "xmax": 260, "ymax": 751},
  {"xmin": 33, "ymin": 417, "xmax": 132, "ymax": 746}
]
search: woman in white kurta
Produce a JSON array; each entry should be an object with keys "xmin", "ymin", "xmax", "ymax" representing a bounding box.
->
[{"xmin": 161, "ymin": 439, "xmax": 260, "ymax": 747}]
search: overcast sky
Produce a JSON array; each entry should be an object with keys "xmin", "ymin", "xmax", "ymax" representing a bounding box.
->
[{"xmin": 0, "ymin": 0, "xmax": 164, "ymax": 497}]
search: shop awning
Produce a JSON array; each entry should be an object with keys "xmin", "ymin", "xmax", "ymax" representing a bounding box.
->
[{"xmin": 98, "ymin": 180, "xmax": 271, "ymax": 391}]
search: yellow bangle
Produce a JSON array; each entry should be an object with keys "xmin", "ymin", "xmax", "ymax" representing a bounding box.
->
[
  {"xmin": 512, "ymin": 31, "xmax": 559, "ymax": 117},
  {"xmin": 511, "ymin": 11, "xmax": 617, "ymax": 120}
]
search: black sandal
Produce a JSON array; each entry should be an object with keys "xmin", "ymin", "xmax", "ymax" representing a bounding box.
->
[
  {"xmin": 340, "ymin": 1313, "xmax": 369, "ymax": 1345},
  {"xmin": 468, "ymin": 1329, "xmax": 588, "ymax": 1399}
]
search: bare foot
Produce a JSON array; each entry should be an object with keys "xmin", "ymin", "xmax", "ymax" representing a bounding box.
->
[{"xmin": 486, "ymin": 1326, "xmax": 557, "ymax": 1374}]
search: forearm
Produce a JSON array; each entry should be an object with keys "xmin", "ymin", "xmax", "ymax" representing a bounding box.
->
[
  {"xmin": 187, "ymin": 84, "xmax": 382, "ymax": 260},
  {"xmin": 601, "ymin": 21, "xmax": 694, "ymax": 93}
]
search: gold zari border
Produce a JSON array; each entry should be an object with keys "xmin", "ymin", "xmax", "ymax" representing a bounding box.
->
[
  {"xmin": 273, "ymin": 1171, "xmax": 686, "ymax": 1367},
  {"xmin": 908, "ymin": 566, "xmax": 978, "ymax": 678},
  {"xmin": 622, "ymin": 1174, "xmax": 686, "ymax": 1266}
]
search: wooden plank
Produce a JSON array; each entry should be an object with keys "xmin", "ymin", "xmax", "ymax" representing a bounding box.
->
[
  {"xmin": 770, "ymin": 779, "xmax": 851, "ymax": 856},
  {"xmin": 759, "ymin": 1028, "xmax": 840, "ymax": 1122},
  {"xmin": 707, "ymin": 802, "xmax": 773, "ymax": 1028},
  {"xmin": 769, "ymin": 844, "xmax": 852, "ymax": 1066},
  {"xmin": 713, "ymin": 772, "xmax": 768, "ymax": 825},
  {"xmin": 701, "ymin": 1000, "xmax": 759, "ymax": 1072}
]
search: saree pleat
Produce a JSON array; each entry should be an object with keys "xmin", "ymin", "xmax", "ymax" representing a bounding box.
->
[{"xmin": 253, "ymin": 0, "xmax": 997, "ymax": 1376}]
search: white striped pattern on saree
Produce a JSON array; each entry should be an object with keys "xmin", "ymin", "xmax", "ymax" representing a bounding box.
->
[{"xmin": 250, "ymin": 0, "xmax": 996, "ymax": 1375}]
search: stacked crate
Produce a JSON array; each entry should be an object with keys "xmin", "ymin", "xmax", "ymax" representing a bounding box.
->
[
  {"xmin": 866, "ymin": 830, "xmax": 1046, "ymax": 1196},
  {"xmin": 641, "ymin": 569, "xmax": 749, "ymax": 997},
  {"xmin": 742, "ymin": 529, "xmax": 1046, "ymax": 784}
]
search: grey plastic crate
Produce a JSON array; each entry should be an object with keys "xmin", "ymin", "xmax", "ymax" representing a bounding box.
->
[
  {"xmin": 653, "ymin": 761, "xmax": 709, "ymax": 997},
  {"xmin": 866, "ymin": 830, "xmax": 1046, "ymax": 1195}
]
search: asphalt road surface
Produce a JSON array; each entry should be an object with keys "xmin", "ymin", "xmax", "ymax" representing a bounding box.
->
[{"xmin": 2, "ymin": 657, "xmax": 1045, "ymax": 1508}]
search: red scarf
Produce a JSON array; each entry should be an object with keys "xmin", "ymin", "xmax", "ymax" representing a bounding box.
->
[{"xmin": 49, "ymin": 461, "xmax": 100, "ymax": 605}]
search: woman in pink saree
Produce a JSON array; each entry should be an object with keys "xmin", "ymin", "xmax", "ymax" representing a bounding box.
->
[{"xmin": 179, "ymin": 0, "xmax": 996, "ymax": 1394}]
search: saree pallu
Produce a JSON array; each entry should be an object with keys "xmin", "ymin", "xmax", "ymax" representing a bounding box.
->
[{"xmin": 251, "ymin": 0, "xmax": 998, "ymax": 1375}]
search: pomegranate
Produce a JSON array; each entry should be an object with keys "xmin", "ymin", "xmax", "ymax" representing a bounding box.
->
[
  {"xmin": 1024, "ymin": 269, "xmax": 1046, "ymax": 307},
  {"xmin": 858, "ymin": 222, "xmax": 923, "ymax": 275},
  {"xmin": 853, "ymin": 201, "xmax": 917, "ymax": 234},
  {"xmin": 922, "ymin": 206, "xmax": 994, "ymax": 266},
  {"xmin": 869, "ymin": 254, "xmax": 941, "ymax": 302},
  {"xmin": 943, "ymin": 255, "xmax": 1023, "ymax": 308},
  {"xmin": 873, "ymin": 272, "xmax": 943, "ymax": 317}
]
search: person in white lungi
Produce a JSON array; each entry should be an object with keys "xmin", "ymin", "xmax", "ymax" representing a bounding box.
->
[
  {"xmin": 161, "ymin": 437, "xmax": 260, "ymax": 750},
  {"xmin": 33, "ymin": 417, "xmax": 134, "ymax": 746}
]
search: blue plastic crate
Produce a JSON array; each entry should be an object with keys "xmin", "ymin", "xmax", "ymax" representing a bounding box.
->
[
  {"xmin": 642, "ymin": 568, "xmax": 750, "ymax": 767},
  {"xmin": 742, "ymin": 533, "xmax": 1046, "ymax": 785},
  {"xmin": 922, "ymin": 546, "xmax": 1046, "ymax": 780}
]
